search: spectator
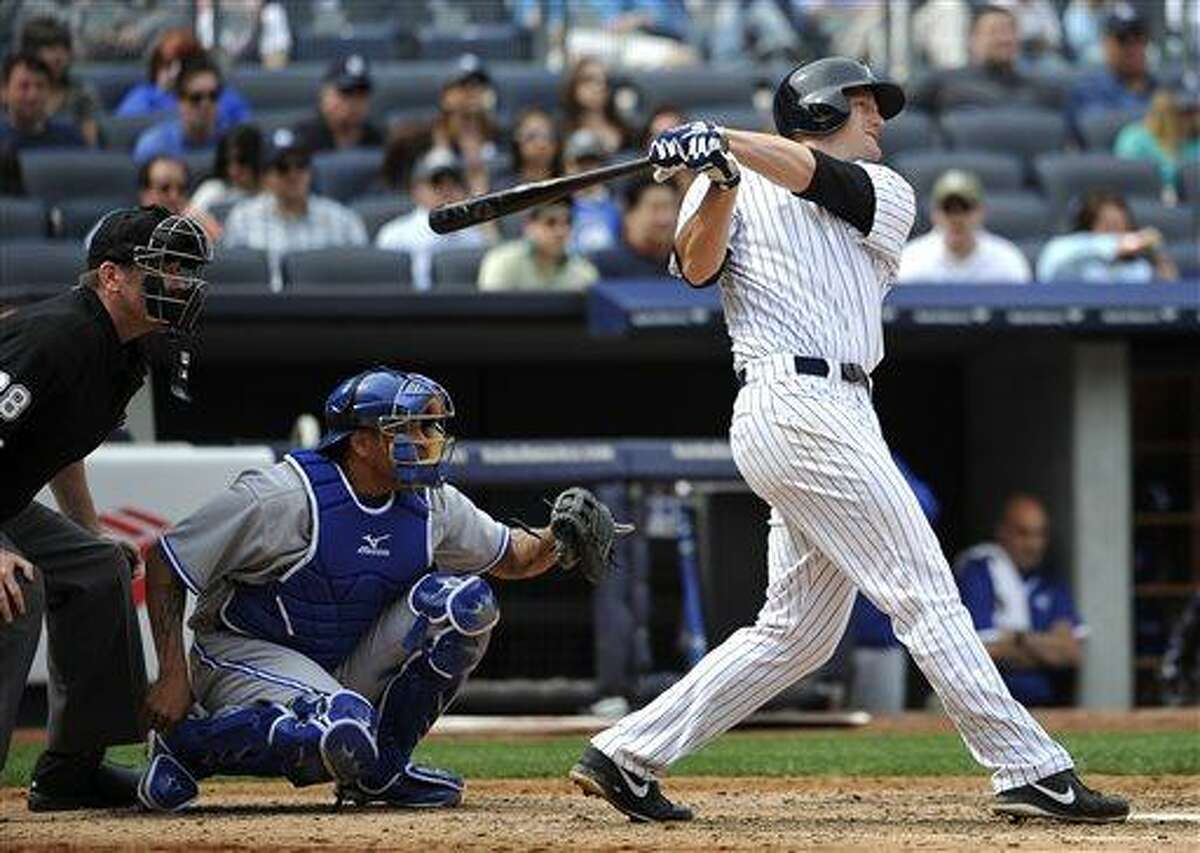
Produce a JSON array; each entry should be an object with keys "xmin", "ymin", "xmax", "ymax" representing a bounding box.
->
[
  {"xmin": 911, "ymin": 0, "xmax": 971, "ymax": 69},
  {"xmin": 223, "ymin": 128, "xmax": 367, "ymax": 290},
  {"xmin": 1037, "ymin": 190, "xmax": 1178, "ymax": 282},
  {"xmin": 61, "ymin": 2, "xmax": 189, "ymax": 62},
  {"xmin": 292, "ymin": 54, "xmax": 383, "ymax": 153},
  {"xmin": 19, "ymin": 16, "xmax": 100, "ymax": 146},
  {"xmin": 191, "ymin": 124, "xmax": 263, "ymax": 214},
  {"xmin": 375, "ymin": 148, "xmax": 492, "ymax": 291},
  {"xmin": 563, "ymin": 129, "xmax": 622, "ymax": 253},
  {"xmin": 561, "ymin": 57, "xmax": 632, "ymax": 154},
  {"xmin": 911, "ymin": 4, "xmax": 1058, "ymax": 114},
  {"xmin": 898, "ymin": 170, "xmax": 1032, "ymax": 284},
  {"xmin": 1062, "ymin": 0, "xmax": 1111, "ymax": 66},
  {"xmin": 132, "ymin": 54, "xmax": 226, "ymax": 165},
  {"xmin": 994, "ymin": 0, "xmax": 1064, "ymax": 67},
  {"xmin": 1114, "ymin": 84, "xmax": 1200, "ymax": 194},
  {"xmin": 431, "ymin": 54, "xmax": 502, "ymax": 197},
  {"xmin": 494, "ymin": 107, "xmax": 561, "ymax": 188},
  {"xmin": 0, "ymin": 51, "xmax": 85, "ymax": 150},
  {"xmin": 517, "ymin": 0, "xmax": 697, "ymax": 68},
  {"xmin": 955, "ymin": 495, "xmax": 1087, "ymax": 707},
  {"xmin": 195, "ymin": 0, "xmax": 292, "ymax": 69},
  {"xmin": 1066, "ymin": 4, "xmax": 1156, "ymax": 138},
  {"xmin": 478, "ymin": 199, "xmax": 599, "ymax": 292},
  {"xmin": 590, "ymin": 175, "xmax": 680, "ymax": 279},
  {"xmin": 135, "ymin": 155, "xmax": 221, "ymax": 240},
  {"xmin": 115, "ymin": 28, "xmax": 251, "ymax": 127}
]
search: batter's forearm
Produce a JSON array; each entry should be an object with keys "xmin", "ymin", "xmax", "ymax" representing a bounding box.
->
[
  {"xmin": 48, "ymin": 460, "xmax": 101, "ymax": 533},
  {"xmin": 676, "ymin": 185, "xmax": 737, "ymax": 284},
  {"xmin": 145, "ymin": 548, "xmax": 189, "ymax": 677},
  {"xmin": 491, "ymin": 526, "xmax": 557, "ymax": 580},
  {"xmin": 724, "ymin": 129, "xmax": 816, "ymax": 194}
]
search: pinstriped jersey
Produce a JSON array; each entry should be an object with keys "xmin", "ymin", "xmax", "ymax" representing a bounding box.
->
[{"xmin": 670, "ymin": 162, "xmax": 916, "ymax": 373}]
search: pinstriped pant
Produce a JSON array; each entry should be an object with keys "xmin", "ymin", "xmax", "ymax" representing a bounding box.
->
[{"xmin": 592, "ymin": 354, "xmax": 1074, "ymax": 792}]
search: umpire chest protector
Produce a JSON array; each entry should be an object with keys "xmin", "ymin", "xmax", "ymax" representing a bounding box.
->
[{"xmin": 222, "ymin": 449, "xmax": 431, "ymax": 671}]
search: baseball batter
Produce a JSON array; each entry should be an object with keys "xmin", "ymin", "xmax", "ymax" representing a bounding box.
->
[
  {"xmin": 570, "ymin": 58, "xmax": 1129, "ymax": 825},
  {"xmin": 137, "ymin": 368, "xmax": 623, "ymax": 811}
]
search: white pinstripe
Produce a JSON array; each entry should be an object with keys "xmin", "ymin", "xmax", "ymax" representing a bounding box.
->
[{"xmin": 594, "ymin": 165, "xmax": 1075, "ymax": 793}]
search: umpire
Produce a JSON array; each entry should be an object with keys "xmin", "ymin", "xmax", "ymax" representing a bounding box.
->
[{"xmin": 0, "ymin": 205, "xmax": 211, "ymax": 810}]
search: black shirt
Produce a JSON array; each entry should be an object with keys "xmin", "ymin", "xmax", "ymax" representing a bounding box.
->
[
  {"xmin": 292, "ymin": 115, "xmax": 385, "ymax": 153},
  {"xmin": 909, "ymin": 64, "xmax": 1060, "ymax": 114},
  {"xmin": 590, "ymin": 241, "xmax": 673, "ymax": 280},
  {"xmin": 0, "ymin": 287, "xmax": 147, "ymax": 524}
]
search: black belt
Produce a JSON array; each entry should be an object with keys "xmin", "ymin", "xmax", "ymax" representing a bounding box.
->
[{"xmin": 736, "ymin": 356, "xmax": 871, "ymax": 388}]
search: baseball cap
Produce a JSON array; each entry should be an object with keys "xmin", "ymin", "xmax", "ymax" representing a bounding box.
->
[
  {"xmin": 412, "ymin": 147, "xmax": 464, "ymax": 183},
  {"xmin": 932, "ymin": 170, "xmax": 983, "ymax": 209},
  {"xmin": 325, "ymin": 53, "xmax": 372, "ymax": 92},
  {"xmin": 445, "ymin": 52, "xmax": 491, "ymax": 88},
  {"xmin": 263, "ymin": 127, "xmax": 310, "ymax": 169},
  {"xmin": 563, "ymin": 128, "xmax": 607, "ymax": 163},
  {"xmin": 1104, "ymin": 3, "xmax": 1147, "ymax": 38},
  {"xmin": 86, "ymin": 205, "xmax": 170, "ymax": 270}
]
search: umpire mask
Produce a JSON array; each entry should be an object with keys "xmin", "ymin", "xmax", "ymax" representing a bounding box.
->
[{"xmin": 132, "ymin": 214, "xmax": 213, "ymax": 336}]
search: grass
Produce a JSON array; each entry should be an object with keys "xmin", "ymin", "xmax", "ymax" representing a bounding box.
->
[{"xmin": 4, "ymin": 729, "xmax": 1197, "ymax": 789}]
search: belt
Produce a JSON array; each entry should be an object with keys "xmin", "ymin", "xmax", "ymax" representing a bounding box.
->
[{"xmin": 736, "ymin": 355, "xmax": 871, "ymax": 388}]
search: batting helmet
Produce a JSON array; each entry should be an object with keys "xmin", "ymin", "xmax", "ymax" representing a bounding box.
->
[
  {"xmin": 317, "ymin": 368, "xmax": 456, "ymax": 487},
  {"xmin": 773, "ymin": 57, "xmax": 905, "ymax": 137}
]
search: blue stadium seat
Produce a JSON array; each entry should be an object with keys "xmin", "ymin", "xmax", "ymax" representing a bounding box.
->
[
  {"xmin": 74, "ymin": 64, "xmax": 145, "ymax": 112},
  {"xmin": 51, "ymin": 196, "xmax": 128, "ymax": 241},
  {"xmin": 229, "ymin": 68, "xmax": 323, "ymax": 113},
  {"xmin": 20, "ymin": 151, "xmax": 138, "ymax": 206},
  {"xmin": 292, "ymin": 27, "xmax": 403, "ymax": 62},
  {"xmin": 893, "ymin": 150, "xmax": 1024, "ymax": 199},
  {"xmin": 351, "ymin": 194, "xmax": 415, "ymax": 240},
  {"xmin": 1179, "ymin": 161, "xmax": 1200, "ymax": 202},
  {"xmin": 205, "ymin": 247, "xmax": 271, "ymax": 290},
  {"xmin": 417, "ymin": 24, "xmax": 531, "ymax": 61},
  {"xmin": 99, "ymin": 112, "xmax": 168, "ymax": 151},
  {"xmin": 1033, "ymin": 153, "xmax": 1161, "ymax": 221},
  {"xmin": 1127, "ymin": 200, "xmax": 1197, "ymax": 242},
  {"xmin": 1167, "ymin": 242, "xmax": 1198, "ymax": 277},
  {"xmin": 981, "ymin": 192, "xmax": 1053, "ymax": 241},
  {"xmin": 1078, "ymin": 107, "xmax": 1144, "ymax": 151},
  {"xmin": 430, "ymin": 246, "xmax": 488, "ymax": 291},
  {"xmin": 881, "ymin": 109, "xmax": 939, "ymax": 161},
  {"xmin": 626, "ymin": 69, "xmax": 761, "ymax": 112},
  {"xmin": 0, "ymin": 241, "xmax": 84, "ymax": 290},
  {"xmin": 492, "ymin": 68, "xmax": 561, "ymax": 115},
  {"xmin": 282, "ymin": 247, "xmax": 412, "ymax": 289},
  {"xmin": 705, "ymin": 105, "xmax": 772, "ymax": 133},
  {"xmin": 939, "ymin": 108, "xmax": 1066, "ymax": 162},
  {"xmin": 311, "ymin": 149, "xmax": 386, "ymax": 202},
  {"xmin": 0, "ymin": 198, "xmax": 48, "ymax": 242}
]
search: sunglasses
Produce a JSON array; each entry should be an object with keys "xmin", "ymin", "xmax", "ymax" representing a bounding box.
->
[{"xmin": 183, "ymin": 88, "xmax": 221, "ymax": 105}]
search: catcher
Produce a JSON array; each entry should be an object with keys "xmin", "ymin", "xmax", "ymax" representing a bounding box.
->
[{"xmin": 137, "ymin": 367, "xmax": 626, "ymax": 811}]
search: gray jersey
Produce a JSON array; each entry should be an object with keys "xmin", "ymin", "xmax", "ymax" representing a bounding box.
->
[
  {"xmin": 671, "ymin": 163, "xmax": 915, "ymax": 373},
  {"xmin": 160, "ymin": 458, "xmax": 509, "ymax": 632}
]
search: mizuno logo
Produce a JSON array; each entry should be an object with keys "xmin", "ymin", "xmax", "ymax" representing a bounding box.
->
[
  {"xmin": 1030, "ymin": 781, "xmax": 1076, "ymax": 806},
  {"xmin": 357, "ymin": 533, "xmax": 392, "ymax": 557},
  {"xmin": 615, "ymin": 763, "xmax": 650, "ymax": 798}
]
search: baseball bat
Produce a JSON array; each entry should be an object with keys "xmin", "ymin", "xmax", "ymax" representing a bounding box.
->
[{"xmin": 428, "ymin": 156, "xmax": 652, "ymax": 234}]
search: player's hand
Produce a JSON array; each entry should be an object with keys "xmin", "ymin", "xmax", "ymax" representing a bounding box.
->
[
  {"xmin": 0, "ymin": 549, "xmax": 35, "ymax": 624},
  {"xmin": 648, "ymin": 121, "xmax": 722, "ymax": 183},
  {"xmin": 677, "ymin": 124, "xmax": 740, "ymax": 189},
  {"xmin": 144, "ymin": 668, "xmax": 194, "ymax": 733}
]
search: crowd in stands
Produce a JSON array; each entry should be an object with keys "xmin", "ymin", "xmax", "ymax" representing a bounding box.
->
[{"xmin": 0, "ymin": 1, "xmax": 1195, "ymax": 293}]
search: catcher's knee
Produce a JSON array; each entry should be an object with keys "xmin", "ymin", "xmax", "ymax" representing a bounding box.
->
[
  {"xmin": 407, "ymin": 573, "xmax": 498, "ymax": 678},
  {"xmin": 271, "ymin": 689, "xmax": 377, "ymax": 786}
]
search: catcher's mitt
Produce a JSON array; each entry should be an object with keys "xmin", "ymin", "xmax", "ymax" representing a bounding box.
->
[{"xmin": 550, "ymin": 487, "xmax": 634, "ymax": 584}]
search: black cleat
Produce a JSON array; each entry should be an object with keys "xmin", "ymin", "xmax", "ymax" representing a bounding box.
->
[
  {"xmin": 993, "ymin": 770, "xmax": 1130, "ymax": 824},
  {"xmin": 569, "ymin": 746, "xmax": 693, "ymax": 823},
  {"xmin": 28, "ymin": 751, "xmax": 141, "ymax": 812}
]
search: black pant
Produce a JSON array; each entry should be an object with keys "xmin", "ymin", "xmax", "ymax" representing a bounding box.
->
[{"xmin": 0, "ymin": 502, "xmax": 147, "ymax": 771}]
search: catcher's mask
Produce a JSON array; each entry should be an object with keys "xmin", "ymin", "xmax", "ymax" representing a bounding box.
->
[
  {"xmin": 132, "ymin": 214, "xmax": 212, "ymax": 336},
  {"xmin": 317, "ymin": 368, "xmax": 456, "ymax": 488}
]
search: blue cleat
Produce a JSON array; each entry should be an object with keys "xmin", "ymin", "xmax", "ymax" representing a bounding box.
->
[
  {"xmin": 319, "ymin": 717, "xmax": 378, "ymax": 785},
  {"xmin": 335, "ymin": 762, "xmax": 463, "ymax": 808},
  {"xmin": 137, "ymin": 732, "xmax": 199, "ymax": 813}
]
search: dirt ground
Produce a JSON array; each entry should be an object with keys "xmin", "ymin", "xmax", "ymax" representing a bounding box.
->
[{"xmin": 2, "ymin": 774, "xmax": 1198, "ymax": 851}]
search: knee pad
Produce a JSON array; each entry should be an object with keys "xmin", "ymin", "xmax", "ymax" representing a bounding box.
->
[
  {"xmin": 408, "ymin": 572, "xmax": 500, "ymax": 637},
  {"xmin": 271, "ymin": 690, "xmax": 377, "ymax": 787},
  {"xmin": 427, "ymin": 626, "xmax": 490, "ymax": 679}
]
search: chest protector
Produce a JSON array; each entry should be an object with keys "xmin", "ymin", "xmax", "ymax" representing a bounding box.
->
[{"xmin": 222, "ymin": 450, "xmax": 431, "ymax": 671}]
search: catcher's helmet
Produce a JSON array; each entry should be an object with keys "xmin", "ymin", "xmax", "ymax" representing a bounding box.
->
[
  {"xmin": 316, "ymin": 368, "xmax": 456, "ymax": 488},
  {"xmin": 773, "ymin": 56, "xmax": 905, "ymax": 137}
]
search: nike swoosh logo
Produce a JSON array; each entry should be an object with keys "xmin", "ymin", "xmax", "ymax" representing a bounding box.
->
[
  {"xmin": 614, "ymin": 763, "xmax": 650, "ymax": 798},
  {"xmin": 1031, "ymin": 781, "xmax": 1076, "ymax": 805}
]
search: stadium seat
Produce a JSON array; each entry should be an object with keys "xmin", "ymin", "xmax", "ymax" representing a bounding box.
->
[
  {"xmin": 250, "ymin": 108, "xmax": 312, "ymax": 137},
  {"xmin": 292, "ymin": 27, "xmax": 404, "ymax": 62},
  {"xmin": 492, "ymin": 67, "xmax": 562, "ymax": 115},
  {"xmin": 1166, "ymin": 242, "xmax": 1199, "ymax": 277},
  {"xmin": 706, "ymin": 105, "xmax": 771, "ymax": 133},
  {"xmin": 19, "ymin": 151, "xmax": 138, "ymax": 206},
  {"xmin": 0, "ymin": 197, "xmax": 48, "ymax": 241},
  {"xmin": 893, "ymin": 150, "xmax": 1024, "ymax": 199},
  {"xmin": 1179, "ymin": 161, "xmax": 1200, "ymax": 202},
  {"xmin": 229, "ymin": 68, "xmax": 323, "ymax": 113},
  {"xmin": 418, "ymin": 24, "xmax": 531, "ymax": 61},
  {"xmin": 939, "ymin": 108, "xmax": 1066, "ymax": 162},
  {"xmin": 1127, "ymin": 200, "xmax": 1197, "ymax": 242},
  {"xmin": 430, "ymin": 246, "xmax": 488, "ymax": 291},
  {"xmin": 1078, "ymin": 107, "xmax": 1143, "ymax": 150},
  {"xmin": 51, "ymin": 196, "xmax": 128, "ymax": 241},
  {"xmin": 311, "ymin": 149, "xmax": 386, "ymax": 202},
  {"xmin": 99, "ymin": 112, "xmax": 168, "ymax": 151},
  {"xmin": 1033, "ymin": 153, "xmax": 1161, "ymax": 221},
  {"xmin": 179, "ymin": 149, "xmax": 216, "ymax": 189},
  {"xmin": 1015, "ymin": 238, "xmax": 1047, "ymax": 271},
  {"xmin": 282, "ymin": 247, "xmax": 412, "ymax": 289},
  {"xmin": 0, "ymin": 240, "xmax": 84, "ymax": 290},
  {"xmin": 351, "ymin": 194, "xmax": 415, "ymax": 240},
  {"xmin": 205, "ymin": 247, "xmax": 271, "ymax": 290},
  {"xmin": 981, "ymin": 192, "xmax": 1053, "ymax": 241},
  {"xmin": 881, "ymin": 109, "xmax": 939, "ymax": 160},
  {"xmin": 74, "ymin": 63, "xmax": 144, "ymax": 112},
  {"xmin": 626, "ymin": 68, "xmax": 762, "ymax": 112}
]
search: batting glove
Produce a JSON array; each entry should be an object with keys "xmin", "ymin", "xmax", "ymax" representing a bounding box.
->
[
  {"xmin": 679, "ymin": 127, "xmax": 740, "ymax": 190},
  {"xmin": 649, "ymin": 121, "xmax": 728, "ymax": 184}
]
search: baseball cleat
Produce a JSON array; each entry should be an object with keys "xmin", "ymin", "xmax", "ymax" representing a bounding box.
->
[
  {"xmin": 137, "ymin": 733, "xmax": 199, "ymax": 813},
  {"xmin": 569, "ymin": 746, "xmax": 693, "ymax": 823},
  {"xmin": 335, "ymin": 762, "xmax": 463, "ymax": 808},
  {"xmin": 993, "ymin": 770, "xmax": 1129, "ymax": 823},
  {"xmin": 319, "ymin": 717, "xmax": 378, "ymax": 785}
]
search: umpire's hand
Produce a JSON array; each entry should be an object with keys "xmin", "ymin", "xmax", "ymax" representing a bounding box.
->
[
  {"xmin": 0, "ymin": 549, "xmax": 35, "ymax": 623},
  {"xmin": 144, "ymin": 669, "xmax": 194, "ymax": 733}
]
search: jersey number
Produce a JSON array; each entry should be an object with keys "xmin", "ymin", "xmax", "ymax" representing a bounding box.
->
[{"xmin": 0, "ymin": 371, "xmax": 32, "ymax": 421}]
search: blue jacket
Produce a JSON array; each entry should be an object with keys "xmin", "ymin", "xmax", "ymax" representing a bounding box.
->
[{"xmin": 115, "ymin": 82, "xmax": 252, "ymax": 128}]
